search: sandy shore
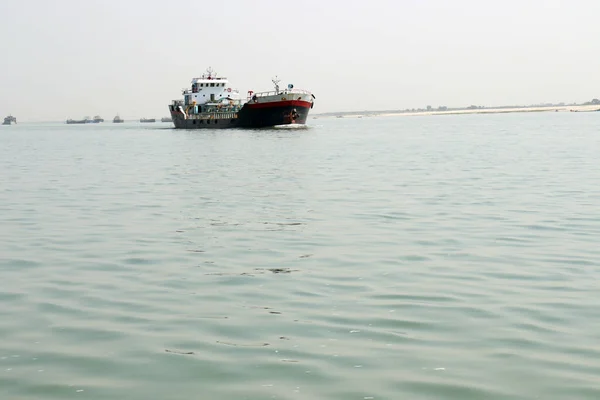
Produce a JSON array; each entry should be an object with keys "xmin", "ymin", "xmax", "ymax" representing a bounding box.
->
[{"xmin": 317, "ymin": 104, "xmax": 600, "ymax": 119}]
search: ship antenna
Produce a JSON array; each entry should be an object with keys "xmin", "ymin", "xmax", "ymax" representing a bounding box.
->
[
  {"xmin": 206, "ymin": 66, "xmax": 215, "ymax": 78},
  {"xmin": 272, "ymin": 76, "xmax": 280, "ymax": 93}
]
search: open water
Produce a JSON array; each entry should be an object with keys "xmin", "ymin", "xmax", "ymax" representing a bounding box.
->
[{"xmin": 1, "ymin": 113, "xmax": 600, "ymax": 399}]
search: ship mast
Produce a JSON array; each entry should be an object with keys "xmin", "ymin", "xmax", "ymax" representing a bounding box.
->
[
  {"xmin": 272, "ymin": 76, "xmax": 280, "ymax": 94},
  {"xmin": 206, "ymin": 67, "xmax": 216, "ymax": 79}
]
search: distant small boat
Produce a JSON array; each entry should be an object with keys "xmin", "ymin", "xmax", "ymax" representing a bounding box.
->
[
  {"xmin": 66, "ymin": 117, "xmax": 90, "ymax": 124},
  {"xmin": 140, "ymin": 118, "xmax": 156, "ymax": 123},
  {"xmin": 161, "ymin": 117, "xmax": 172, "ymax": 122},
  {"xmin": 2, "ymin": 115, "xmax": 16, "ymax": 125},
  {"xmin": 91, "ymin": 115, "xmax": 104, "ymax": 123},
  {"xmin": 113, "ymin": 115, "xmax": 124, "ymax": 123}
]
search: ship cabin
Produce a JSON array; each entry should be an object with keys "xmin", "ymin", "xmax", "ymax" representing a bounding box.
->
[{"xmin": 183, "ymin": 70, "xmax": 242, "ymax": 108}]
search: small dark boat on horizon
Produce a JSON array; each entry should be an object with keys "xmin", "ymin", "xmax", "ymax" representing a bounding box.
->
[
  {"xmin": 66, "ymin": 115, "xmax": 106, "ymax": 124},
  {"xmin": 66, "ymin": 117, "xmax": 90, "ymax": 124},
  {"xmin": 140, "ymin": 118, "xmax": 156, "ymax": 123},
  {"xmin": 3, "ymin": 115, "xmax": 16, "ymax": 125}
]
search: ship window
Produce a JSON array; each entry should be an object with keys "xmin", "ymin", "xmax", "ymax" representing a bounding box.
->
[
  {"xmin": 210, "ymin": 83, "xmax": 215, "ymax": 87},
  {"xmin": 200, "ymin": 83, "xmax": 204, "ymax": 87}
]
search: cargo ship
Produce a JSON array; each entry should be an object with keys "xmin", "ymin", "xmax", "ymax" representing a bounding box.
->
[
  {"xmin": 66, "ymin": 116, "xmax": 103, "ymax": 124},
  {"xmin": 168, "ymin": 68, "xmax": 315, "ymax": 129},
  {"xmin": 140, "ymin": 118, "xmax": 156, "ymax": 123}
]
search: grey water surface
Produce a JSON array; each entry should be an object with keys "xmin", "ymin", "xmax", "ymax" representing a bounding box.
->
[{"xmin": 1, "ymin": 114, "xmax": 599, "ymax": 399}]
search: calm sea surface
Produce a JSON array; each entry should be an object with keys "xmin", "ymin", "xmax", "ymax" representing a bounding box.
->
[{"xmin": 1, "ymin": 113, "xmax": 600, "ymax": 399}]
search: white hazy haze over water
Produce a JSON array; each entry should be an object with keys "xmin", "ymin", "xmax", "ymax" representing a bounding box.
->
[{"xmin": 0, "ymin": 0, "xmax": 599, "ymax": 121}]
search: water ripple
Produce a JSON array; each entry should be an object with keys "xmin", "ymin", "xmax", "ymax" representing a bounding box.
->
[{"xmin": 1, "ymin": 116, "xmax": 600, "ymax": 398}]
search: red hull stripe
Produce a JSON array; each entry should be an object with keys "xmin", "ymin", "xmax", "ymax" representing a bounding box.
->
[{"xmin": 245, "ymin": 100, "xmax": 312, "ymax": 109}]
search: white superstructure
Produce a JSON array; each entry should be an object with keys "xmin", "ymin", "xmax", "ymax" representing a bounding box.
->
[{"xmin": 182, "ymin": 67, "xmax": 242, "ymax": 107}]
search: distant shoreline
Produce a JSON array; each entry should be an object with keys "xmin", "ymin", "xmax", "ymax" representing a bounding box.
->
[{"xmin": 315, "ymin": 104, "xmax": 600, "ymax": 119}]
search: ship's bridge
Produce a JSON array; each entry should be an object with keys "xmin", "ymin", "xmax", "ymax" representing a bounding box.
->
[{"xmin": 183, "ymin": 70, "xmax": 241, "ymax": 106}]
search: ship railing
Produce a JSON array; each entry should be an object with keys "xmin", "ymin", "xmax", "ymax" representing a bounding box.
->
[
  {"xmin": 186, "ymin": 105, "xmax": 243, "ymax": 115},
  {"xmin": 247, "ymin": 88, "xmax": 312, "ymax": 100},
  {"xmin": 201, "ymin": 107, "xmax": 242, "ymax": 114},
  {"xmin": 183, "ymin": 87, "xmax": 239, "ymax": 94},
  {"xmin": 188, "ymin": 112, "xmax": 239, "ymax": 120}
]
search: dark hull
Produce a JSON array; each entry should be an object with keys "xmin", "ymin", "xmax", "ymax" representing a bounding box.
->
[
  {"xmin": 169, "ymin": 100, "xmax": 312, "ymax": 129},
  {"xmin": 67, "ymin": 118, "xmax": 103, "ymax": 124}
]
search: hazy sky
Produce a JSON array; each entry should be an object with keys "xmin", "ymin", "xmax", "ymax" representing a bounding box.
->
[{"xmin": 1, "ymin": 0, "xmax": 599, "ymax": 121}]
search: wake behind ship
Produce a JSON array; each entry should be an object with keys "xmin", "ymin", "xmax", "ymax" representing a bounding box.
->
[{"xmin": 168, "ymin": 68, "xmax": 315, "ymax": 129}]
